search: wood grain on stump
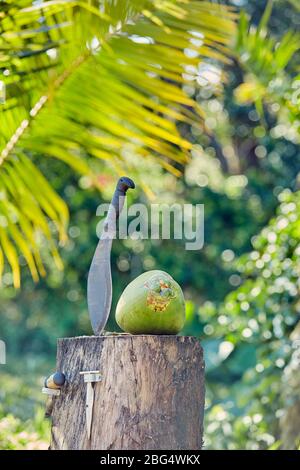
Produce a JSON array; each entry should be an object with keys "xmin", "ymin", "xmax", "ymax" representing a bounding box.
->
[{"xmin": 48, "ymin": 335, "xmax": 205, "ymax": 450}]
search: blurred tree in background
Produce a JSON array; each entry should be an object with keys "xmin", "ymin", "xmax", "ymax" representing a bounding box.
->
[
  {"xmin": 0, "ymin": 0, "xmax": 300, "ymax": 450},
  {"xmin": 0, "ymin": 0, "xmax": 235, "ymax": 286}
]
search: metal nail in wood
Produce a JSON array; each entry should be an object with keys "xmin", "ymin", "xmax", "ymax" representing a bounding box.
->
[{"xmin": 80, "ymin": 370, "xmax": 102, "ymax": 440}]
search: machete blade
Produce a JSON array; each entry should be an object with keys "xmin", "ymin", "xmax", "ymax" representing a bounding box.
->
[
  {"xmin": 87, "ymin": 177, "xmax": 135, "ymax": 335},
  {"xmin": 87, "ymin": 238, "xmax": 112, "ymax": 335}
]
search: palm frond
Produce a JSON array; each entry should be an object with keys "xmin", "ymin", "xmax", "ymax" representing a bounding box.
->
[
  {"xmin": 234, "ymin": 2, "xmax": 300, "ymax": 110},
  {"xmin": 0, "ymin": 0, "xmax": 236, "ymax": 286}
]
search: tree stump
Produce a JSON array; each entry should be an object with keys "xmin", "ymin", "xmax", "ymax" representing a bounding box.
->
[{"xmin": 48, "ymin": 335, "xmax": 205, "ymax": 450}]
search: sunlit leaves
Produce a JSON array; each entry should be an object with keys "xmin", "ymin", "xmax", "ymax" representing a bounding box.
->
[
  {"xmin": 234, "ymin": 3, "xmax": 300, "ymax": 124},
  {"xmin": 0, "ymin": 0, "xmax": 236, "ymax": 286},
  {"xmin": 202, "ymin": 189, "xmax": 300, "ymax": 449}
]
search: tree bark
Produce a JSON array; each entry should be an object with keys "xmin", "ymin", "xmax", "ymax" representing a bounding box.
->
[{"xmin": 48, "ymin": 335, "xmax": 205, "ymax": 450}]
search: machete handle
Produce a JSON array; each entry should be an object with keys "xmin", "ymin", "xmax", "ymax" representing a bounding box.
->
[
  {"xmin": 116, "ymin": 176, "xmax": 135, "ymax": 194},
  {"xmin": 111, "ymin": 176, "xmax": 135, "ymax": 219},
  {"xmin": 102, "ymin": 177, "xmax": 135, "ymax": 236},
  {"xmin": 44, "ymin": 371, "xmax": 66, "ymax": 390}
]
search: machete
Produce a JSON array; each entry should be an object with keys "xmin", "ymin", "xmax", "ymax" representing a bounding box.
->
[{"xmin": 87, "ymin": 176, "xmax": 135, "ymax": 335}]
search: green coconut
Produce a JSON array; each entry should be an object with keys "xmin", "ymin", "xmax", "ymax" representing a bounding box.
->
[{"xmin": 115, "ymin": 270, "xmax": 185, "ymax": 334}]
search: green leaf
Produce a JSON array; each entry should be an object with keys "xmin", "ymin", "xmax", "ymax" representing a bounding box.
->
[{"xmin": 0, "ymin": 0, "xmax": 236, "ymax": 285}]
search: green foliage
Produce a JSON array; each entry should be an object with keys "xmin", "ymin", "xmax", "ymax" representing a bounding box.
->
[
  {"xmin": 181, "ymin": 0, "xmax": 300, "ymax": 449},
  {"xmin": 0, "ymin": 0, "xmax": 300, "ymax": 451},
  {"xmin": 201, "ymin": 189, "xmax": 300, "ymax": 449},
  {"xmin": 0, "ymin": 408, "xmax": 49, "ymax": 450},
  {"xmin": 234, "ymin": 0, "xmax": 300, "ymax": 124},
  {"xmin": 0, "ymin": 0, "xmax": 235, "ymax": 287},
  {"xmin": 0, "ymin": 372, "xmax": 49, "ymax": 450}
]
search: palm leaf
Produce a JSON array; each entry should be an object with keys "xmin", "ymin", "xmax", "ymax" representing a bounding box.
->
[
  {"xmin": 0, "ymin": 0, "xmax": 236, "ymax": 286},
  {"xmin": 234, "ymin": 2, "xmax": 300, "ymax": 110}
]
